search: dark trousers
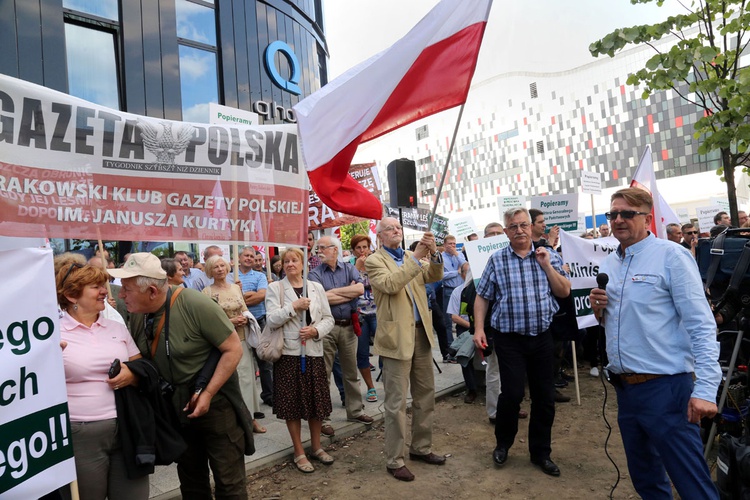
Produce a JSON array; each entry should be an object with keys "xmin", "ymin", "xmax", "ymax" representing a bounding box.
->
[
  {"xmin": 441, "ymin": 286, "xmax": 456, "ymax": 344},
  {"xmin": 254, "ymin": 316, "xmax": 274, "ymax": 405},
  {"xmin": 432, "ymin": 306, "xmax": 451, "ymax": 358},
  {"xmin": 493, "ymin": 330, "xmax": 555, "ymax": 460},
  {"xmin": 177, "ymin": 397, "xmax": 247, "ymax": 500},
  {"xmin": 615, "ymin": 374, "xmax": 718, "ymax": 500}
]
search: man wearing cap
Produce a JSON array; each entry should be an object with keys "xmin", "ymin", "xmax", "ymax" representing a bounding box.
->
[{"xmin": 111, "ymin": 253, "xmax": 250, "ymax": 499}]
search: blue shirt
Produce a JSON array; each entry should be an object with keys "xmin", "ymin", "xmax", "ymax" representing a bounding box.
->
[
  {"xmin": 476, "ymin": 244, "xmax": 567, "ymax": 335},
  {"xmin": 183, "ymin": 268, "xmax": 206, "ymax": 291},
  {"xmin": 308, "ymin": 261, "xmax": 363, "ymax": 320},
  {"xmin": 237, "ymin": 269, "xmax": 268, "ymax": 318},
  {"xmin": 599, "ymin": 233, "xmax": 721, "ymax": 402},
  {"xmin": 442, "ymin": 251, "xmax": 466, "ymax": 288}
]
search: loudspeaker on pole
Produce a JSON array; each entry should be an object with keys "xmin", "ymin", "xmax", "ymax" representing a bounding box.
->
[{"xmin": 387, "ymin": 158, "xmax": 417, "ymax": 208}]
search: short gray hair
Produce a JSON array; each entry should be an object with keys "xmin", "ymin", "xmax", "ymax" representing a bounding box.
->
[
  {"xmin": 318, "ymin": 235, "xmax": 342, "ymax": 256},
  {"xmin": 503, "ymin": 207, "xmax": 530, "ymax": 227},
  {"xmin": 135, "ymin": 276, "xmax": 168, "ymax": 292}
]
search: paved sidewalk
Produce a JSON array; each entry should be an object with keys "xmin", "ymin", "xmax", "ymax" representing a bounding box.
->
[{"xmin": 149, "ymin": 345, "xmax": 466, "ymax": 499}]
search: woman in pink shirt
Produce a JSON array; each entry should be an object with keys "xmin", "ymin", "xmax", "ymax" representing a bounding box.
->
[{"xmin": 56, "ymin": 263, "xmax": 148, "ymax": 500}]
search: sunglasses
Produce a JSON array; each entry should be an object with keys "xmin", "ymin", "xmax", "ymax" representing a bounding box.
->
[
  {"xmin": 683, "ymin": 230, "xmax": 698, "ymax": 235},
  {"xmin": 605, "ymin": 210, "xmax": 650, "ymax": 220},
  {"xmin": 60, "ymin": 263, "xmax": 84, "ymax": 285}
]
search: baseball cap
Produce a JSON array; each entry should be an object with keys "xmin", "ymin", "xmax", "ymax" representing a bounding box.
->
[{"xmin": 108, "ymin": 252, "xmax": 167, "ymax": 280}]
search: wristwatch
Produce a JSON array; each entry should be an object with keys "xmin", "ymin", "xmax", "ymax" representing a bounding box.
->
[{"xmin": 430, "ymin": 250, "xmax": 442, "ymax": 262}]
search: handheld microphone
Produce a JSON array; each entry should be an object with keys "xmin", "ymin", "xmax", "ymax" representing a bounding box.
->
[{"xmin": 596, "ymin": 273, "xmax": 609, "ymax": 291}]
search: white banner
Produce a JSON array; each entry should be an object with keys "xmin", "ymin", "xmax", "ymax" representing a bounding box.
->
[
  {"xmin": 559, "ymin": 231, "xmax": 619, "ymax": 328},
  {"xmin": 0, "ymin": 248, "xmax": 76, "ymax": 498},
  {"xmin": 464, "ymin": 234, "xmax": 511, "ymax": 286},
  {"xmin": 696, "ymin": 205, "xmax": 723, "ymax": 233},
  {"xmin": 0, "ymin": 74, "xmax": 307, "ymax": 246}
]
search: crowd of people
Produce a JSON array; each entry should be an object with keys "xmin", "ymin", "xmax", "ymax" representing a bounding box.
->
[{"xmin": 50, "ymin": 188, "xmax": 737, "ymax": 498}]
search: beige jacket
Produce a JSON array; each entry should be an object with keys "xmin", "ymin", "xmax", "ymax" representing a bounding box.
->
[
  {"xmin": 265, "ymin": 278, "xmax": 334, "ymax": 356},
  {"xmin": 365, "ymin": 248, "xmax": 443, "ymax": 360}
]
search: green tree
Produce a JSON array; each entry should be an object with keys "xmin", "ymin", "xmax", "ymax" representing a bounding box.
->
[
  {"xmin": 339, "ymin": 220, "xmax": 370, "ymax": 251},
  {"xmin": 590, "ymin": 0, "xmax": 750, "ymax": 226}
]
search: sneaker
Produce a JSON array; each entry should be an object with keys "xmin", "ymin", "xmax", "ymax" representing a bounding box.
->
[{"xmin": 590, "ymin": 366, "xmax": 600, "ymax": 377}]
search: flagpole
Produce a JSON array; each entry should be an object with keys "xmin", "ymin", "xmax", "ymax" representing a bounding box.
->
[{"xmin": 427, "ymin": 103, "xmax": 465, "ymax": 230}]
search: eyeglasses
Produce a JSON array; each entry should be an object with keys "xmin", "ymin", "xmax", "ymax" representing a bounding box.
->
[
  {"xmin": 683, "ymin": 230, "xmax": 698, "ymax": 235},
  {"xmin": 317, "ymin": 244, "xmax": 337, "ymax": 252},
  {"xmin": 605, "ymin": 210, "xmax": 650, "ymax": 220},
  {"xmin": 506, "ymin": 222, "xmax": 531, "ymax": 232},
  {"xmin": 381, "ymin": 225, "xmax": 403, "ymax": 232},
  {"xmin": 60, "ymin": 263, "xmax": 84, "ymax": 286}
]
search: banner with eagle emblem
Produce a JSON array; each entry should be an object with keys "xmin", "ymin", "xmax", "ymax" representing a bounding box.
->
[{"xmin": 0, "ymin": 74, "xmax": 307, "ymax": 247}]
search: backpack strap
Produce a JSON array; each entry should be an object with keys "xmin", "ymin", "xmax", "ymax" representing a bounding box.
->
[
  {"xmin": 705, "ymin": 229, "xmax": 728, "ymax": 292},
  {"xmin": 151, "ymin": 286, "xmax": 183, "ymax": 358}
]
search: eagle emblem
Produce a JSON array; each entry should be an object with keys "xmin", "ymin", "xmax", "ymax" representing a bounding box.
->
[{"xmin": 137, "ymin": 120, "xmax": 194, "ymax": 166}]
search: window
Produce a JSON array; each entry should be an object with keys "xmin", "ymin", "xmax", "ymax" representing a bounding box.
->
[
  {"xmin": 416, "ymin": 125, "xmax": 429, "ymax": 140},
  {"xmin": 63, "ymin": 0, "xmax": 118, "ymax": 21},
  {"xmin": 176, "ymin": 0, "xmax": 219, "ymax": 123},
  {"xmin": 64, "ymin": 18, "xmax": 121, "ymax": 109},
  {"xmin": 536, "ymin": 141, "xmax": 544, "ymax": 154},
  {"xmin": 530, "ymin": 82, "xmax": 538, "ymax": 99}
]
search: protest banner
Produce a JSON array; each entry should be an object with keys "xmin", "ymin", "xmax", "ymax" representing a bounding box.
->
[
  {"xmin": 448, "ymin": 215, "xmax": 478, "ymax": 240},
  {"xmin": 385, "ymin": 206, "xmax": 430, "ymax": 231},
  {"xmin": 463, "ymin": 234, "xmax": 511, "ymax": 286},
  {"xmin": 308, "ymin": 163, "xmax": 382, "ymax": 230},
  {"xmin": 0, "ymin": 247, "xmax": 76, "ymax": 499},
  {"xmin": 0, "ymin": 74, "xmax": 307, "ymax": 247},
  {"xmin": 209, "ymin": 103, "xmax": 260, "ymax": 127},
  {"xmin": 558, "ymin": 231, "xmax": 619, "ymax": 328},
  {"xmin": 531, "ymin": 193, "xmax": 579, "ymax": 231}
]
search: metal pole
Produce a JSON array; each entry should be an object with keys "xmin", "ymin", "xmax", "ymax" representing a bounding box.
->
[{"xmin": 427, "ymin": 103, "xmax": 465, "ymax": 230}]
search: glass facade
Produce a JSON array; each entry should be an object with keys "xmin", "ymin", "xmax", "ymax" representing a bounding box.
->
[
  {"xmin": 63, "ymin": 0, "xmax": 118, "ymax": 20},
  {"xmin": 64, "ymin": 23, "xmax": 121, "ymax": 109},
  {"xmin": 179, "ymin": 45, "xmax": 219, "ymax": 123}
]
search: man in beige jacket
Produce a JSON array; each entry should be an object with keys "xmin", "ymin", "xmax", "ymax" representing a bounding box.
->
[{"xmin": 365, "ymin": 217, "xmax": 444, "ymax": 481}]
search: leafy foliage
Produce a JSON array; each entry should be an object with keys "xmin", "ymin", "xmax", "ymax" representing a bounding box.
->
[
  {"xmin": 590, "ymin": 0, "xmax": 750, "ymax": 224},
  {"xmin": 339, "ymin": 220, "xmax": 370, "ymax": 251}
]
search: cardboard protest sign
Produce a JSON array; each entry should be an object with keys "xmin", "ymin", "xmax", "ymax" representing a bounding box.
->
[
  {"xmin": 448, "ymin": 215, "xmax": 478, "ymax": 240},
  {"xmin": 463, "ymin": 234, "xmax": 511, "ymax": 286},
  {"xmin": 0, "ymin": 74, "xmax": 307, "ymax": 246},
  {"xmin": 558, "ymin": 230, "xmax": 619, "ymax": 328},
  {"xmin": 497, "ymin": 195, "xmax": 526, "ymax": 214},
  {"xmin": 308, "ymin": 163, "xmax": 382, "ymax": 230},
  {"xmin": 0, "ymin": 248, "xmax": 76, "ymax": 499}
]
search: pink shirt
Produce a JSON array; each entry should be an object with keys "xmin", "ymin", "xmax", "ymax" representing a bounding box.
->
[{"xmin": 61, "ymin": 313, "xmax": 140, "ymax": 422}]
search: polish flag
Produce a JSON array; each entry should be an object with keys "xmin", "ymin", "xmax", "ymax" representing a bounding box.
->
[
  {"xmin": 294, "ymin": 0, "xmax": 493, "ymax": 220},
  {"xmin": 630, "ymin": 145, "xmax": 680, "ymax": 239}
]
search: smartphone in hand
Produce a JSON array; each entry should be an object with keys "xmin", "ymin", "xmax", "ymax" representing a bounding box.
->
[{"xmin": 108, "ymin": 359, "xmax": 121, "ymax": 379}]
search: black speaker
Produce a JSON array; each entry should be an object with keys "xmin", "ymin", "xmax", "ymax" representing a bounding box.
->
[{"xmin": 387, "ymin": 158, "xmax": 417, "ymax": 208}]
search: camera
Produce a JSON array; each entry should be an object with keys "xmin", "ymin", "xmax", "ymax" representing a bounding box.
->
[{"xmin": 159, "ymin": 378, "xmax": 175, "ymax": 399}]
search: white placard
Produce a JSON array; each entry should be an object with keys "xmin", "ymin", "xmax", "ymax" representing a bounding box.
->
[
  {"xmin": 497, "ymin": 195, "xmax": 527, "ymax": 215},
  {"xmin": 209, "ymin": 103, "xmax": 260, "ymax": 126},
  {"xmin": 463, "ymin": 234, "xmax": 511, "ymax": 286},
  {"xmin": 695, "ymin": 205, "xmax": 723, "ymax": 232},
  {"xmin": 448, "ymin": 215, "xmax": 478, "ymax": 240},
  {"xmin": 580, "ymin": 171, "xmax": 602, "ymax": 195},
  {"xmin": 0, "ymin": 248, "xmax": 76, "ymax": 498},
  {"xmin": 676, "ymin": 207, "xmax": 690, "ymax": 225},
  {"xmin": 709, "ymin": 198, "xmax": 730, "ymax": 212},
  {"xmin": 530, "ymin": 193, "xmax": 579, "ymax": 231}
]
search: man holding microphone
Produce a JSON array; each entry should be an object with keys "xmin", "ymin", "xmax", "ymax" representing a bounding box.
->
[{"xmin": 590, "ymin": 187, "xmax": 720, "ymax": 500}]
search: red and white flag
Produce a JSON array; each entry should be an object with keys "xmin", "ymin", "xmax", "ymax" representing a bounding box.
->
[
  {"xmin": 630, "ymin": 145, "xmax": 680, "ymax": 239},
  {"xmin": 294, "ymin": 0, "xmax": 493, "ymax": 220}
]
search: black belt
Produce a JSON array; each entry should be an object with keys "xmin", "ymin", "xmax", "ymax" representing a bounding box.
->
[{"xmin": 334, "ymin": 318, "xmax": 352, "ymax": 327}]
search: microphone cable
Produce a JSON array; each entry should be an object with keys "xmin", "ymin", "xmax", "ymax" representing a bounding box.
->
[
  {"xmin": 594, "ymin": 272, "xmax": 621, "ymax": 499},
  {"xmin": 598, "ymin": 330, "xmax": 620, "ymax": 500}
]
